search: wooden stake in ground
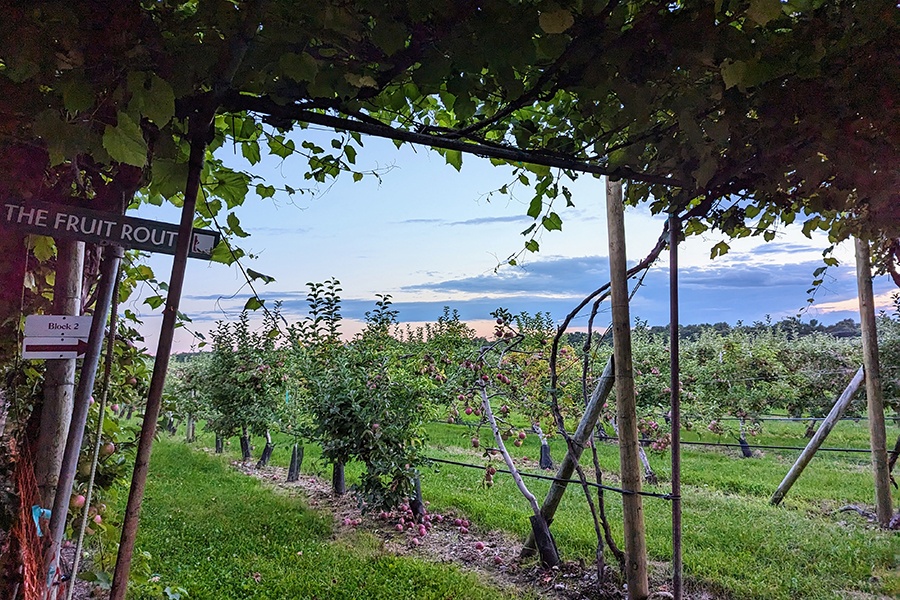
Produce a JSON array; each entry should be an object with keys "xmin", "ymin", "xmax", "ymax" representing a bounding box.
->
[
  {"xmin": 854, "ymin": 238, "xmax": 894, "ymax": 527},
  {"xmin": 34, "ymin": 239, "xmax": 84, "ymax": 509},
  {"xmin": 110, "ymin": 122, "xmax": 211, "ymax": 600},
  {"xmin": 606, "ymin": 177, "xmax": 649, "ymax": 600},
  {"xmin": 521, "ymin": 356, "xmax": 615, "ymax": 557},
  {"xmin": 480, "ymin": 386, "xmax": 560, "ymax": 568},
  {"xmin": 770, "ymin": 366, "xmax": 865, "ymax": 505}
]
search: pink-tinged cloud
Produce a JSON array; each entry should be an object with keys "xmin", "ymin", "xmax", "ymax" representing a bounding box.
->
[{"xmin": 814, "ymin": 290, "xmax": 897, "ymax": 314}]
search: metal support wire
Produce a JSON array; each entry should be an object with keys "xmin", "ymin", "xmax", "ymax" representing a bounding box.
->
[{"xmin": 426, "ymin": 456, "xmax": 675, "ymax": 501}]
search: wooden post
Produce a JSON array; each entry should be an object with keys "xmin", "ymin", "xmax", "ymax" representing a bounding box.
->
[
  {"xmin": 854, "ymin": 238, "xmax": 894, "ymax": 526},
  {"xmin": 668, "ymin": 213, "xmax": 683, "ymax": 600},
  {"xmin": 606, "ymin": 177, "xmax": 649, "ymax": 600},
  {"xmin": 481, "ymin": 386, "xmax": 559, "ymax": 567},
  {"xmin": 522, "ymin": 356, "xmax": 615, "ymax": 556},
  {"xmin": 770, "ymin": 366, "xmax": 864, "ymax": 505},
  {"xmin": 35, "ymin": 238, "xmax": 84, "ymax": 509},
  {"xmin": 110, "ymin": 124, "xmax": 210, "ymax": 600},
  {"xmin": 43, "ymin": 244, "xmax": 122, "ymax": 597},
  {"xmin": 110, "ymin": 0, "xmax": 263, "ymax": 590}
]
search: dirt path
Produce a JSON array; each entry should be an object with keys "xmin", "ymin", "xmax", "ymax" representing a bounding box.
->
[{"xmin": 229, "ymin": 458, "xmax": 688, "ymax": 600}]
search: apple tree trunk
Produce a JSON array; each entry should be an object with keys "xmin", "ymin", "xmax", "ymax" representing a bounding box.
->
[
  {"xmin": 287, "ymin": 444, "xmax": 303, "ymax": 482},
  {"xmin": 332, "ymin": 461, "xmax": 346, "ymax": 496},
  {"xmin": 256, "ymin": 429, "xmax": 275, "ymax": 468},
  {"xmin": 240, "ymin": 426, "xmax": 252, "ymax": 462}
]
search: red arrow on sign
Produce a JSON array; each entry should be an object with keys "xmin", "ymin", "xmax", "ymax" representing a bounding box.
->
[{"xmin": 24, "ymin": 339, "xmax": 89, "ymax": 357}]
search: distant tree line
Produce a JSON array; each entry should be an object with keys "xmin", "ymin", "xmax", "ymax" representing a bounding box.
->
[{"xmin": 567, "ymin": 317, "xmax": 861, "ymax": 350}]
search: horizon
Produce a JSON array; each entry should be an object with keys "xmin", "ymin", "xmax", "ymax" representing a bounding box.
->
[{"xmin": 127, "ymin": 134, "xmax": 897, "ymax": 355}]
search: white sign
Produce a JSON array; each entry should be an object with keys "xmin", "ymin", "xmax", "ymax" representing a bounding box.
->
[
  {"xmin": 24, "ymin": 315, "xmax": 92, "ymax": 339},
  {"xmin": 22, "ymin": 337, "xmax": 89, "ymax": 360}
]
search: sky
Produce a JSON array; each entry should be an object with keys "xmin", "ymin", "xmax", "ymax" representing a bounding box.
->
[{"xmin": 129, "ymin": 130, "xmax": 897, "ymax": 354}]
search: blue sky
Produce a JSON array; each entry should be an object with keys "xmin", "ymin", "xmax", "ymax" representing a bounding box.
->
[{"xmin": 130, "ymin": 132, "xmax": 897, "ymax": 353}]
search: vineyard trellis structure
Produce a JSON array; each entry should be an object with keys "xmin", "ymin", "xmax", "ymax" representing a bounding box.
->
[
  {"xmin": 23, "ymin": 87, "xmax": 887, "ymax": 600},
  {"xmin": 2, "ymin": 4, "xmax": 898, "ymax": 600}
]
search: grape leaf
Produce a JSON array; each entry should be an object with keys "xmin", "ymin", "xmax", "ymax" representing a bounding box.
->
[{"xmin": 103, "ymin": 112, "xmax": 147, "ymax": 167}]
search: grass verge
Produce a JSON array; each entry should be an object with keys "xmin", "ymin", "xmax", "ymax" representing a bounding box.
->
[
  {"xmin": 148, "ymin": 418, "xmax": 899, "ymax": 600},
  {"xmin": 131, "ymin": 438, "xmax": 537, "ymax": 600}
]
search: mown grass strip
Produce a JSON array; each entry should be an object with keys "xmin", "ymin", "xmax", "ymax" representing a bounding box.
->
[
  {"xmin": 162, "ymin": 419, "xmax": 899, "ymax": 600},
  {"xmin": 132, "ymin": 438, "xmax": 537, "ymax": 600}
]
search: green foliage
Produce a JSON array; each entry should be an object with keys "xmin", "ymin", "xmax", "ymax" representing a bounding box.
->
[
  {"xmin": 596, "ymin": 318, "xmax": 874, "ymax": 442},
  {"xmin": 288, "ymin": 282, "xmax": 432, "ymax": 511},
  {"xmin": 204, "ymin": 308, "xmax": 289, "ymax": 439},
  {"xmin": 876, "ymin": 293, "xmax": 900, "ymax": 415},
  {"xmin": 149, "ymin": 417, "xmax": 898, "ymax": 600},
  {"xmin": 3, "ymin": 1, "xmax": 896, "ymax": 276},
  {"xmin": 163, "ymin": 354, "xmax": 213, "ymax": 429}
]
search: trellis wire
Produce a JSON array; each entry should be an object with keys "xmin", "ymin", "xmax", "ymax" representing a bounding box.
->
[
  {"xmin": 432, "ymin": 419, "xmax": 892, "ymax": 455},
  {"xmin": 425, "ymin": 456, "xmax": 675, "ymax": 500}
]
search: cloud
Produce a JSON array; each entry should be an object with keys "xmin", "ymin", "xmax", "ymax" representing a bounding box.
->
[
  {"xmin": 815, "ymin": 289, "xmax": 897, "ymax": 314},
  {"xmin": 396, "ymin": 214, "xmax": 533, "ymax": 227},
  {"xmin": 397, "ymin": 218, "xmax": 445, "ymax": 225},
  {"xmin": 171, "ymin": 255, "xmax": 897, "ymax": 340},
  {"xmin": 403, "ymin": 255, "xmax": 610, "ymax": 296},
  {"xmin": 249, "ymin": 226, "xmax": 311, "ymax": 236},
  {"xmin": 679, "ymin": 262, "xmax": 828, "ymax": 290},
  {"xmin": 750, "ymin": 242, "xmax": 823, "ymax": 255},
  {"xmin": 447, "ymin": 215, "xmax": 533, "ymax": 226}
]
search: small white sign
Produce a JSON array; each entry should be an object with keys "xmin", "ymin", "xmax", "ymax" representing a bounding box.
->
[
  {"xmin": 24, "ymin": 315, "xmax": 92, "ymax": 339},
  {"xmin": 191, "ymin": 231, "xmax": 217, "ymax": 257},
  {"xmin": 22, "ymin": 337, "xmax": 89, "ymax": 360}
]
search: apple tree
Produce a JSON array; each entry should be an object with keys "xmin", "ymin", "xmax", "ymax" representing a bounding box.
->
[
  {"xmin": 290, "ymin": 282, "xmax": 430, "ymax": 509},
  {"xmin": 204, "ymin": 308, "xmax": 288, "ymax": 463}
]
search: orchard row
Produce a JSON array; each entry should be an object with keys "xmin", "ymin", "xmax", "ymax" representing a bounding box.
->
[{"xmin": 157, "ymin": 281, "xmax": 900, "ymax": 510}]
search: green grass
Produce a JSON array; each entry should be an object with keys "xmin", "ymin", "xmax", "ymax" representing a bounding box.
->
[
  {"xmin": 418, "ymin": 421, "xmax": 900, "ymax": 600},
  {"xmin": 131, "ymin": 439, "xmax": 536, "ymax": 600},
  {"xmin": 142, "ymin": 419, "xmax": 900, "ymax": 600}
]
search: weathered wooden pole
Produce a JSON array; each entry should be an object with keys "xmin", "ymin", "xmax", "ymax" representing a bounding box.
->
[
  {"xmin": 66, "ymin": 265, "xmax": 121, "ymax": 600},
  {"xmin": 854, "ymin": 238, "xmax": 894, "ymax": 527},
  {"xmin": 521, "ymin": 355, "xmax": 615, "ymax": 556},
  {"xmin": 606, "ymin": 177, "xmax": 649, "ymax": 600},
  {"xmin": 481, "ymin": 386, "xmax": 559, "ymax": 567},
  {"xmin": 668, "ymin": 213, "xmax": 683, "ymax": 600},
  {"xmin": 43, "ymin": 244, "xmax": 122, "ymax": 597},
  {"xmin": 770, "ymin": 366, "xmax": 864, "ymax": 505},
  {"xmin": 35, "ymin": 239, "xmax": 84, "ymax": 509},
  {"xmin": 109, "ymin": 121, "xmax": 211, "ymax": 600}
]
